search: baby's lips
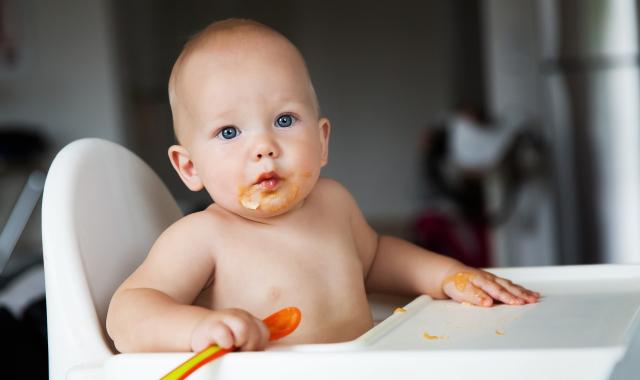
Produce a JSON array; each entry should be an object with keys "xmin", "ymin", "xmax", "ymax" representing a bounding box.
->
[
  {"xmin": 257, "ymin": 177, "xmax": 281, "ymax": 191},
  {"xmin": 253, "ymin": 171, "xmax": 281, "ymax": 185}
]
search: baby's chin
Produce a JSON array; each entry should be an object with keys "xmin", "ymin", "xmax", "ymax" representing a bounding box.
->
[
  {"xmin": 215, "ymin": 198, "xmax": 303, "ymax": 221},
  {"xmin": 244, "ymin": 204, "xmax": 301, "ymax": 219},
  {"xmin": 238, "ymin": 191, "xmax": 305, "ymax": 218}
]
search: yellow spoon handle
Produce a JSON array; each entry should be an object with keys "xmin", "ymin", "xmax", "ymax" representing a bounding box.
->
[
  {"xmin": 161, "ymin": 345, "xmax": 230, "ymax": 380},
  {"xmin": 160, "ymin": 307, "xmax": 301, "ymax": 380}
]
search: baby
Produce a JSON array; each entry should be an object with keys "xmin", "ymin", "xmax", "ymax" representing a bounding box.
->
[{"xmin": 106, "ymin": 19, "xmax": 539, "ymax": 353}]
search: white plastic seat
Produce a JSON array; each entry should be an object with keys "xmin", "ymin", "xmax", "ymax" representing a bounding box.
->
[
  {"xmin": 42, "ymin": 138, "xmax": 182, "ymax": 380},
  {"xmin": 40, "ymin": 138, "xmax": 409, "ymax": 380},
  {"xmin": 40, "ymin": 139, "xmax": 640, "ymax": 380}
]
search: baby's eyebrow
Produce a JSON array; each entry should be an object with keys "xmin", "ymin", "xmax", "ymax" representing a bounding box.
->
[
  {"xmin": 276, "ymin": 99, "xmax": 311, "ymax": 111},
  {"xmin": 208, "ymin": 104, "xmax": 235, "ymax": 117},
  {"xmin": 203, "ymin": 108, "xmax": 236, "ymax": 126},
  {"xmin": 205, "ymin": 120, "xmax": 233, "ymax": 136}
]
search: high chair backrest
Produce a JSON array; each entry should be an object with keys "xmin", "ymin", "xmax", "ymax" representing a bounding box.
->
[{"xmin": 42, "ymin": 138, "xmax": 182, "ymax": 380}]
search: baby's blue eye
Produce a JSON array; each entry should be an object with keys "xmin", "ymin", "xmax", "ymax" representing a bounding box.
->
[
  {"xmin": 218, "ymin": 126, "xmax": 239, "ymax": 140},
  {"xmin": 275, "ymin": 114, "xmax": 296, "ymax": 128}
]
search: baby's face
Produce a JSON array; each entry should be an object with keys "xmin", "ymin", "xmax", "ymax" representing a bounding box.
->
[{"xmin": 171, "ymin": 33, "xmax": 330, "ymax": 219}]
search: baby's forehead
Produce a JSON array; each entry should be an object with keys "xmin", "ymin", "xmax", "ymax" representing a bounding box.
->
[
  {"xmin": 179, "ymin": 26, "xmax": 310, "ymax": 92},
  {"xmin": 191, "ymin": 40, "xmax": 296, "ymax": 73},
  {"xmin": 170, "ymin": 20, "xmax": 319, "ymax": 141},
  {"xmin": 175, "ymin": 24, "xmax": 308, "ymax": 93},
  {"xmin": 182, "ymin": 37, "xmax": 312, "ymax": 100},
  {"xmin": 186, "ymin": 21, "xmax": 296, "ymax": 64}
]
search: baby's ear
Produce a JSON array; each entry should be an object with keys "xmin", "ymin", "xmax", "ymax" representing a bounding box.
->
[
  {"xmin": 318, "ymin": 118, "xmax": 331, "ymax": 167},
  {"xmin": 168, "ymin": 145, "xmax": 204, "ymax": 191}
]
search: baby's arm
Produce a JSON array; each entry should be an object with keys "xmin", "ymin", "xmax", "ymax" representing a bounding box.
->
[
  {"xmin": 365, "ymin": 236, "xmax": 538, "ymax": 306},
  {"xmin": 344, "ymin": 188, "xmax": 538, "ymax": 306},
  {"xmin": 106, "ymin": 213, "xmax": 269, "ymax": 352}
]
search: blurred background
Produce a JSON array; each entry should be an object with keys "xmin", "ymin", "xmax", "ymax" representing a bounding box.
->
[{"xmin": 2, "ymin": 0, "xmax": 640, "ymax": 376}]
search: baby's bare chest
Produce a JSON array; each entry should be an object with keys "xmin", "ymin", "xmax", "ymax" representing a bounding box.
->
[{"xmin": 198, "ymin": 216, "xmax": 366, "ymax": 314}]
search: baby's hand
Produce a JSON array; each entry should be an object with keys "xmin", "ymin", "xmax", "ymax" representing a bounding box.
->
[
  {"xmin": 190, "ymin": 308, "xmax": 270, "ymax": 352},
  {"xmin": 442, "ymin": 268, "xmax": 539, "ymax": 307}
]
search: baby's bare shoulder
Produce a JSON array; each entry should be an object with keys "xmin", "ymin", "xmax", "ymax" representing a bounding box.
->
[
  {"xmin": 311, "ymin": 177, "xmax": 358, "ymax": 208},
  {"xmin": 119, "ymin": 206, "xmax": 226, "ymax": 296},
  {"xmin": 152, "ymin": 205, "xmax": 230, "ymax": 255},
  {"xmin": 313, "ymin": 177, "xmax": 351, "ymax": 198},
  {"xmin": 165, "ymin": 207, "xmax": 215, "ymax": 236}
]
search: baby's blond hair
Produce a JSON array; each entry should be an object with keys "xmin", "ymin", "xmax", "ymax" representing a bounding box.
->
[{"xmin": 168, "ymin": 19, "xmax": 319, "ymax": 144}]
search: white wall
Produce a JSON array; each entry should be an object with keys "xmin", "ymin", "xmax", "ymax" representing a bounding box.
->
[
  {"xmin": 116, "ymin": 1, "xmax": 481, "ymax": 233},
  {"xmin": 0, "ymin": 0, "xmax": 124, "ymax": 155},
  {"xmin": 482, "ymin": 0, "xmax": 557, "ymax": 266},
  {"xmin": 292, "ymin": 2, "xmax": 459, "ymax": 222},
  {"xmin": 0, "ymin": 0, "xmax": 124, "ymax": 250}
]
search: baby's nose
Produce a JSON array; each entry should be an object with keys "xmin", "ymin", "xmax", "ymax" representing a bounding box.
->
[
  {"xmin": 257, "ymin": 151, "xmax": 275, "ymax": 159},
  {"xmin": 253, "ymin": 140, "xmax": 280, "ymax": 160}
]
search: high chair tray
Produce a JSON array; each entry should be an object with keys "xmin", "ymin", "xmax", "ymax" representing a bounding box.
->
[{"xmin": 101, "ymin": 264, "xmax": 640, "ymax": 380}]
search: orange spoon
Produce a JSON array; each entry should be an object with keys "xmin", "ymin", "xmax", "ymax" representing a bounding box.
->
[{"xmin": 161, "ymin": 307, "xmax": 301, "ymax": 380}]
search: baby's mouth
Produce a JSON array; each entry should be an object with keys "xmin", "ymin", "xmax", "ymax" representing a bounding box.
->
[
  {"xmin": 254, "ymin": 171, "xmax": 282, "ymax": 191},
  {"xmin": 239, "ymin": 171, "xmax": 299, "ymax": 211}
]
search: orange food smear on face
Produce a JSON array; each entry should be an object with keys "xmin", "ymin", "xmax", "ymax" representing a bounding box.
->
[
  {"xmin": 423, "ymin": 331, "xmax": 447, "ymax": 340},
  {"xmin": 238, "ymin": 182, "xmax": 299, "ymax": 213},
  {"xmin": 444, "ymin": 272, "xmax": 474, "ymax": 292}
]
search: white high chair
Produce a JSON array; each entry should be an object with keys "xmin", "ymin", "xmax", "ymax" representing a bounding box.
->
[
  {"xmin": 42, "ymin": 138, "xmax": 640, "ymax": 380},
  {"xmin": 42, "ymin": 138, "xmax": 182, "ymax": 380},
  {"xmin": 40, "ymin": 138, "xmax": 406, "ymax": 380}
]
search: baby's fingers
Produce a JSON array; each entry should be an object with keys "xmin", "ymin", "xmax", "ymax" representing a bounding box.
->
[
  {"xmin": 471, "ymin": 275, "xmax": 525, "ymax": 305},
  {"xmin": 494, "ymin": 277, "xmax": 540, "ymax": 303},
  {"xmin": 225, "ymin": 314, "xmax": 269, "ymax": 351},
  {"xmin": 192, "ymin": 323, "xmax": 234, "ymax": 351},
  {"xmin": 211, "ymin": 324, "xmax": 235, "ymax": 349},
  {"xmin": 442, "ymin": 273, "xmax": 493, "ymax": 307},
  {"xmin": 464, "ymin": 284, "xmax": 494, "ymax": 307}
]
